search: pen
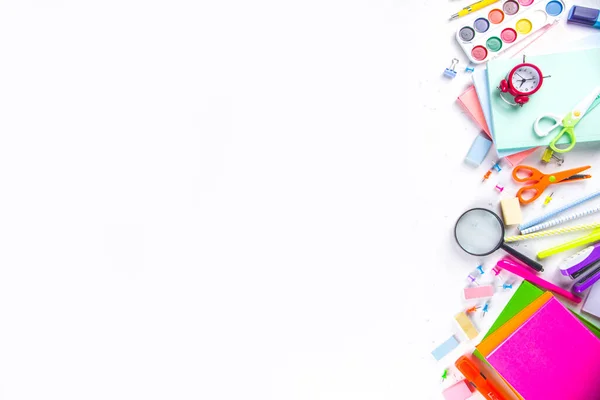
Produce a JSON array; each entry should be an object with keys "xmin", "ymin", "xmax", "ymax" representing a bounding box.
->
[
  {"xmin": 497, "ymin": 258, "xmax": 582, "ymax": 303},
  {"xmin": 455, "ymin": 355, "xmax": 506, "ymax": 400},
  {"xmin": 450, "ymin": 0, "xmax": 501, "ymax": 20}
]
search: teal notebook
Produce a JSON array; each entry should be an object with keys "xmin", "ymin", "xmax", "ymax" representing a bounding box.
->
[{"xmin": 487, "ymin": 48, "xmax": 600, "ymax": 153}]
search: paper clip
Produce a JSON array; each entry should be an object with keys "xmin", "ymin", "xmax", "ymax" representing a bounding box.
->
[
  {"xmin": 444, "ymin": 58, "xmax": 459, "ymax": 79},
  {"xmin": 491, "ymin": 266, "xmax": 501, "ymax": 276},
  {"xmin": 541, "ymin": 147, "xmax": 564, "ymax": 166},
  {"xmin": 491, "ymin": 161, "xmax": 502, "ymax": 172},
  {"xmin": 476, "ymin": 265, "xmax": 484, "ymax": 275},
  {"xmin": 544, "ymin": 192, "xmax": 554, "ymax": 206},
  {"xmin": 495, "ymin": 184, "xmax": 504, "ymax": 193},
  {"xmin": 482, "ymin": 302, "xmax": 490, "ymax": 317}
]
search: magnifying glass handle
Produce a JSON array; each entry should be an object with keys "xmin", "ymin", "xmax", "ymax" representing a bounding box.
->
[{"xmin": 500, "ymin": 243, "xmax": 544, "ymax": 272}]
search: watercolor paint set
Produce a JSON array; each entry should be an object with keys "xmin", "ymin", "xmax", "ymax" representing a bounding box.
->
[{"xmin": 455, "ymin": 0, "xmax": 565, "ymax": 64}]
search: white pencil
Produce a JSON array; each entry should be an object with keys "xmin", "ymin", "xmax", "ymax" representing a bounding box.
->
[{"xmin": 521, "ymin": 205, "xmax": 600, "ymax": 234}]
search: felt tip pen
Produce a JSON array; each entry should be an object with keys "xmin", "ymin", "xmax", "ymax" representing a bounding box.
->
[
  {"xmin": 497, "ymin": 258, "xmax": 582, "ymax": 304},
  {"xmin": 568, "ymin": 5, "xmax": 600, "ymax": 29},
  {"xmin": 455, "ymin": 356, "xmax": 506, "ymax": 400}
]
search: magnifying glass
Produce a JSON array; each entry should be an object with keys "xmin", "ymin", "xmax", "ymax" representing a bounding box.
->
[{"xmin": 454, "ymin": 208, "xmax": 544, "ymax": 272}]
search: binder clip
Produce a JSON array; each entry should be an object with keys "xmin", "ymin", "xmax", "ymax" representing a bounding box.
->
[
  {"xmin": 444, "ymin": 58, "xmax": 459, "ymax": 79},
  {"xmin": 541, "ymin": 147, "xmax": 564, "ymax": 166}
]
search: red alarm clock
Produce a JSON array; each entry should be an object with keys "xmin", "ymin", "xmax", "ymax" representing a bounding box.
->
[{"xmin": 498, "ymin": 61, "xmax": 545, "ymax": 107}]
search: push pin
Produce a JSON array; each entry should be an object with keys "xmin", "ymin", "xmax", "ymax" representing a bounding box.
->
[
  {"xmin": 495, "ymin": 184, "xmax": 504, "ymax": 193},
  {"xmin": 467, "ymin": 274, "xmax": 478, "ymax": 285},
  {"xmin": 444, "ymin": 58, "xmax": 459, "ymax": 79},
  {"xmin": 541, "ymin": 147, "xmax": 564, "ymax": 166},
  {"xmin": 482, "ymin": 303, "xmax": 490, "ymax": 317},
  {"xmin": 491, "ymin": 161, "xmax": 502, "ymax": 172},
  {"xmin": 501, "ymin": 283, "xmax": 513, "ymax": 290},
  {"xmin": 491, "ymin": 266, "xmax": 501, "ymax": 276},
  {"xmin": 544, "ymin": 192, "xmax": 554, "ymax": 206},
  {"xmin": 466, "ymin": 306, "xmax": 479, "ymax": 314},
  {"xmin": 476, "ymin": 265, "xmax": 484, "ymax": 275},
  {"xmin": 465, "ymin": 65, "xmax": 475, "ymax": 73},
  {"xmin": 482, "ymin": 170, "xmax": 492, "ymax": 182},
  {"xmin": 441, "ymin": 369, "xmax": 449, "ymax": 382}
]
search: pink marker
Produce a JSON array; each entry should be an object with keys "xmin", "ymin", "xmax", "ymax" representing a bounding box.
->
[{"xmin": 497, "ymin": 257, "xmax": 582, "ymax": 304}]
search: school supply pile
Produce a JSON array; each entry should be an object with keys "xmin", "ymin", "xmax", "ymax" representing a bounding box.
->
[{"xmin": 434, "ymin": 3, "xmax": 600, "ymax": 399}]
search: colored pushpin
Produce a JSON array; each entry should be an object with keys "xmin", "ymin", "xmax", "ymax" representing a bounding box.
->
[
  {"xmin": 544, "ymin": 192, "xmax": 554, "ymax": 206},
  {"xmin": 491, "ymin": 266, "xmax": 501, "ymax": 276},
  {"xmin": 466, "ymin": 306, "xmax": 479, "ymax": 314},
  {"xmin": 467, "ymin": 274, "xmax": 477, "ymax": 284},
  {"xmin": 491, "ymin": 161, "xmax": 502, "ymax": 172},
  {"xmin": 465, "ymin": 65, "xmax": 475, "ymax": 73},
  {"xmin": 482, "ymin": 170, "xmax": 492, "ymax": 182},
  {"xmin": 541, "ymin": 147, "xmax": 564, "ymax": 166},
  {"xmin": 444, "ymin": 58, "xmax": 459, "ymax": 79},
  {"xmin": 441, "ymin": 369, "xmax": 449, "ymax": 381},
  {"xmin": 501, "ymin": 283, "xmax": 513, "ymax": 290},
  {"xmin": 495, "ymin": 184, "xmax": 504, "ymax": 192},
  {"xmin": 482, "ymin": 303, "xmax": 490, "ymax": 317},
  {"xmin": 476, "ymin": 265, "xmax": 484, "ymax": 275}
]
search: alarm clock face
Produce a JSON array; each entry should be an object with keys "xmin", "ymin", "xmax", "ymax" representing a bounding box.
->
[{"xmin": 510, "ymin": 65, "xmax": 542, "ymax": 94}]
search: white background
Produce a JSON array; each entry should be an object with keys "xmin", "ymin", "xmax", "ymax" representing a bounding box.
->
[{"xmin": 0, "ymin": 1, "xmax": 599, "ymax": 399}]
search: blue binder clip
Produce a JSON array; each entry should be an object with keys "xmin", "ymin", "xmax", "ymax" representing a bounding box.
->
[{"xmin": 443, "ymin": 58, "xmax": 459, "ymax": 79}]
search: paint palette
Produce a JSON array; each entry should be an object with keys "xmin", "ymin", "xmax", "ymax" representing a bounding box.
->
[{"xmin": 456, "ymin": 0, "xmax": 565, "ymax": 64}]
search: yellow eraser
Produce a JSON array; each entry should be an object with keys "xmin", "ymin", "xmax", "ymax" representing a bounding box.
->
[
  {"xmin": 500, "ymin": 197, "xmax": 523, "ymax": 226},
  {"xmin": 454, "ymin": 312, "xmax": 478, "ymax": 340}
]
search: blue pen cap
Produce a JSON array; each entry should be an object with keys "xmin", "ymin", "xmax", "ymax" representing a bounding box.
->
[{"xmin": 568, "ymin": 5, "xmax": 600, "ymax": 28}]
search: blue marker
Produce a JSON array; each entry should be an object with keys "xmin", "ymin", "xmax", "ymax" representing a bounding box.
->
[{"xmin": 568, "ymin": 5, "xmax": 600, "ymax": 29}]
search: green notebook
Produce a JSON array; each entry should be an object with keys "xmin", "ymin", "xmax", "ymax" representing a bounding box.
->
[{"xmin": 487, "ymin": 48, "xmax": 600, "ymax": 153}]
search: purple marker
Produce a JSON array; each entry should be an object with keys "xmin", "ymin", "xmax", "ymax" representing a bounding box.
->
[
  {"xmin": 559, "ymin": 243, "xmax": 600, "ymax": 278},
  {"xmin": 568, "ymin": 5, "xmax": 600, "ymax": 29}
]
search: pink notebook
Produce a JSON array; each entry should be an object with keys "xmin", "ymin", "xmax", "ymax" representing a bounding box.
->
[
  {"xmin": 457, "ymin": 87, "xmax": 536, "ymax": 166},
  {"xmin": 486, "ymin": 297, "xmax": 600, "ymax": 400}
]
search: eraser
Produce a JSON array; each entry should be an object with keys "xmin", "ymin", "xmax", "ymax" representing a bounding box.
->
[
  {"xmin": 464, "ymin": 285, "xmax": 494, "ymax": 300},
  {"xmin": 465, "ymin": 134, "xmax": 492, "ymax": 167},
  {"xmin": 500, "ymin": 197, "xmax": 523, "ymax": 226},
  {"xmin": 442, "ymin": 380, "xmax": 473, "ymax": 400},
  {"xmin": 431, "ymin": 335, "xmax": 460, "ymax": 361},
  {"xmin": 455, "ymin": 312, "xmax": 479, "ymax": 340}
]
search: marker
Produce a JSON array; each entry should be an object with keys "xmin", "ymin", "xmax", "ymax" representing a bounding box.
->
[
  {"xmin": 568, "ymin": 5, "xmax": 600, "ymax": 29},
  {"xmin": 450, "ymin": 0, "xmax": 501, "ymax": 20},
  {"xmin": 497, "ymin": 258, "xmax": 582, "ymax": 303},
  {"xmin": 455, "ymin": 356, "xmax": 506, "ymax": 400}
]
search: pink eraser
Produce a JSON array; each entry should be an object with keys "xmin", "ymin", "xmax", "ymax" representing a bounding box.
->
[
  {"xmin": 463, "ymin": 285, "xmax": 494, "ymax": 300},
  {"xmin": 442, "ymin": 380, "xmax": 472, "ymax": 400}
]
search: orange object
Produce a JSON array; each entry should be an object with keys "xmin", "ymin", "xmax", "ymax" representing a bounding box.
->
[
  {"xmin": 477, "ymin": 292, "xmax": 552, "ymax": 357},
  {"xmin": 466, "ymin": 306, "xmax": 479, "ymax": 313},
  {"xmin": 512, "ymin": 165, "xmax": 591, "ymax": 204},
  {"xmin": 455, "ymin": 355, "xmax": 507, "ymax": 400},
  {"xmin": 482, "ymin": 170, "xmax": 492, "ymax": 182}
]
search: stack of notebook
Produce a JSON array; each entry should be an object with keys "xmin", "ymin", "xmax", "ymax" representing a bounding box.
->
[
  {"xmin": 458, "ymin": 34, "xmax": 600, "ymax": 164},
  {"xmin": 475, "ymin": 282, "xmax": 600, "ymax": 399}
]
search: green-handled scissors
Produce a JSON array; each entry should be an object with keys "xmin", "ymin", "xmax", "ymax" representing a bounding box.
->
[{"xmin": 534, "ymin": 87, "xmax": 600, "ymax": 153}]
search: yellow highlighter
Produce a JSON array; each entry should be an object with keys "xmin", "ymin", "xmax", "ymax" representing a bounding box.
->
[
  {"xmin": 537, "ymin": 228, "xmax": 600, "ymax": 259},
  {"xmin": 450, "ymin": 0, "xmax": 502, "ymax": 20}
]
